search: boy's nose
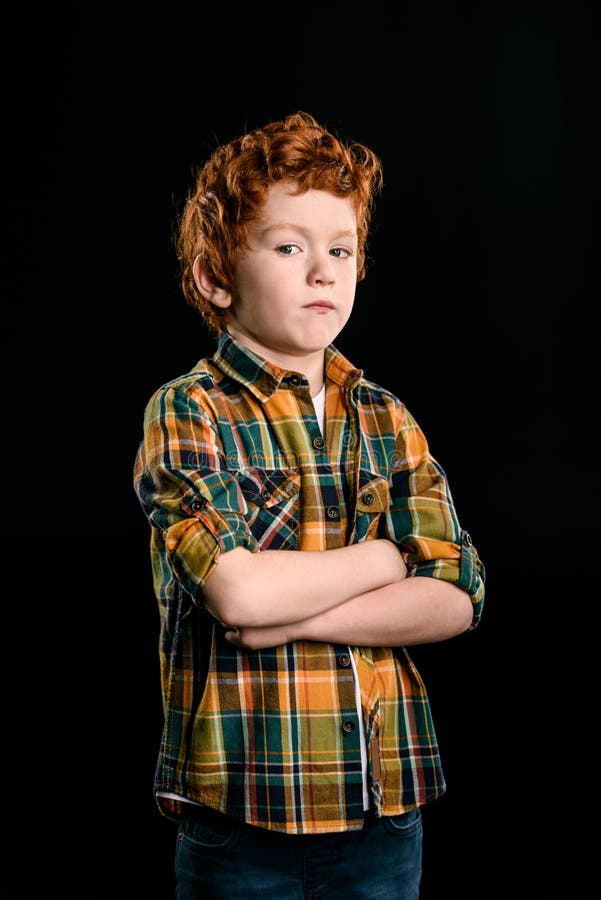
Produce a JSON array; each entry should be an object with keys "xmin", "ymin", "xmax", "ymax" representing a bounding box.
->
[{"xmin": 308, "ymin": 253, "xmax": 335, "ymax": 285}]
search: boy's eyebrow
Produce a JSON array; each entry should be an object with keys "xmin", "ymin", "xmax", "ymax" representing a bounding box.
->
[{"xmin": 257, "ymin": 222, "xmax": 357, "ymax": 240}]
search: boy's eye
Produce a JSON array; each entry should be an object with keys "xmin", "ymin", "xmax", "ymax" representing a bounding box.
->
[{"xmin": 275, "ymin": 244, "xmax": 352, "ymax": 258}]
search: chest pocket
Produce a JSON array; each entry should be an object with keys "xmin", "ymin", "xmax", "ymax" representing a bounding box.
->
[
  {"xmin": 353, "ymin": 471, "xmax": 390, "ymax": 542},
  {"xmin": 236, "ymin": 468, "xmax": 301, "ymax": 550}
]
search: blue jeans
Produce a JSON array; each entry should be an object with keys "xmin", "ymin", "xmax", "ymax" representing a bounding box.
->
[{"xmin": 175, "ymin": 805, "xmax": 422, "ymax": 899}]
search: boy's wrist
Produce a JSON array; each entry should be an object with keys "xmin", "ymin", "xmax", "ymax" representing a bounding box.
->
[{"xmin": 377, "ymin": 538, "xmax": 408, "ymax": 581}]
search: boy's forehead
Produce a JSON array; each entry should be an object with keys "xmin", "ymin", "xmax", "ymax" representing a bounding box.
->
[{"xmin": 253, "ymin": 183, "xmax": 357, "ymax": 232}]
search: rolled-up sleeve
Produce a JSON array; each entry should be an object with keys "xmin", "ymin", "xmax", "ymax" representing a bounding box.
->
[
  {"xmin": 133, "ymin": 383, "xmax": 258, "ymax": 602},
  {"xmin": 384, "ymin": 407, "xmax": 485, "ymax": 629}
]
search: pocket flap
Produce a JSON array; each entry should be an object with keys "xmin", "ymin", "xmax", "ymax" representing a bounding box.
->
[
  {"xmin": 356, "ymin": 472, "xmax": 390, "ymax": 513},
  {"xmin": 236, "ymin": 469, "xmax": 300, "ymax": 509}
]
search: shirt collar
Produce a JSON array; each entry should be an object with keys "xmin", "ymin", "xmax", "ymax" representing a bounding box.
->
[{"xmin": 212, "ymin": 332, "xmax": 363, "ymax": 401}]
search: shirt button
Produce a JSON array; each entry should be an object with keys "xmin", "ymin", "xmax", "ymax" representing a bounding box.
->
[
  {"xmin": 338, "ymin": 653, "xmax": 351, "ymax": 667},
  {"xmin": 191, "ymin": 498, "xmax": 206, "ymax": 512},
  {"xmin": 313, "ymin": 436, "xmax": 325, "ymax": 450},
  {"xmin": 289, "ymin": 374, "xmax": 301, "ymax": 387},
  {"xmin": 260, "ymin": 488, "xmax": 270, "ymax": 501},
  {"xmin": 363, "ymin": 492, "xmax": 375, "ymax": 506},
  {"xmin": 342, "ymin": 720, "xmax": 355, "ymax": 733},
  {"xmin": 326, "ymin": 506, "xmax": 339, "ymax": 519}
]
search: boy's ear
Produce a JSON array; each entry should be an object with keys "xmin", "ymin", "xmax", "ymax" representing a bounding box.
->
[{"xmin": 192, "ymin": 255, "xmax": 232, "ymax": 309}]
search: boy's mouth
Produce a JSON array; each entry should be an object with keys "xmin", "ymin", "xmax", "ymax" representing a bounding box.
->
[{"xmin": 304, "ymin": 300, "xmax": 334, "ymax": 310}]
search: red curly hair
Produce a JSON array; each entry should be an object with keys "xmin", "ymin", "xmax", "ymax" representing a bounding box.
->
[{"xmin": 176, "ymin": 111, "xmax": 384, "ymax": 335}]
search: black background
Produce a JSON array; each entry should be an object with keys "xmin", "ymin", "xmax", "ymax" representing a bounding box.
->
[{"xmin": 4, "ymin": 2, "xmax": 598, "ymax": 897}]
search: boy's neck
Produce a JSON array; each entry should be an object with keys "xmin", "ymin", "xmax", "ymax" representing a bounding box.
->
[{"xmin": 227, "ymin": 330, "xmax": 326, "ymax": 397}]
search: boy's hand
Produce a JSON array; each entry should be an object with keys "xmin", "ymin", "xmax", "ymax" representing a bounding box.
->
[{"xmin": 224, "ymin": 623, "xmax": 296, "ymax": 650}]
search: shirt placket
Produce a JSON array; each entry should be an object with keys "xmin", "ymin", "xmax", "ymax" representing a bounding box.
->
[{"xmin": 354, "ymin": 649, "xmax": 383, "ymax": 813}]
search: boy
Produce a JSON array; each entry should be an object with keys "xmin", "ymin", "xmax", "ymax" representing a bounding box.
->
[{"xmin": 133, "ymin": 111, "xmax": 485, "ymax": 899}]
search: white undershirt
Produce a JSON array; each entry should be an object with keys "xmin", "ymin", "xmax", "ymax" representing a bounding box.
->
[{"xmin": 312, "ymin": 384, "xmax": 370, "ymax": 811}]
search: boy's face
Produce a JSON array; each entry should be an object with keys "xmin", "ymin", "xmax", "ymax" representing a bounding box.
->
[{"xmin": 225, "ymin": 183, "xmax": 358, "ymax": 373}]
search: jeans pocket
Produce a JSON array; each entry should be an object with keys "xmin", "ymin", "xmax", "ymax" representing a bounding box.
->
[
  {"xmin": 178, "ymin": 806, "xmax": 240, "ymax": 851},
  {"xmin": 380, "ymin": 807, "xmax": 422, "ymax": 835}
]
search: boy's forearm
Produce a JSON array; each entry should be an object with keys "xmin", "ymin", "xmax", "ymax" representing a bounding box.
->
[
  {"xmin": 203, "ymin": 539, "xmax": 407, "ymax": 628},
  {"xmin": 297, "ymin": 578, "xmax": 474, "ymax": 646},
  {"xmin": 226, "ymin": 577, "xmax": 473, "ymax": 650}
]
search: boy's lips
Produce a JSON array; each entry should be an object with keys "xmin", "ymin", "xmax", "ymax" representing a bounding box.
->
[{"xmin": 304, "ymin": 300, "xmax": 334, "ymax": 310}]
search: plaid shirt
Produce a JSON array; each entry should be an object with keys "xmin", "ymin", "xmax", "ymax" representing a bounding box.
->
[{"xmin": 133, "ymin": 332, "xmax": 485, "ymax": 834}]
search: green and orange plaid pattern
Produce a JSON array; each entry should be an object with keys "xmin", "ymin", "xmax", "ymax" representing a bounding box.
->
[{"xmin": 134, "ymin": 333, "xmax": 485, "ymax": 834}]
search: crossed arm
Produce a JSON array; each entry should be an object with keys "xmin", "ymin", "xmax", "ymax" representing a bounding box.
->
[{"xmin": 202, "ymin": 539, "xmax": 474, "ymax": 650}]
